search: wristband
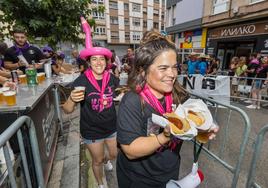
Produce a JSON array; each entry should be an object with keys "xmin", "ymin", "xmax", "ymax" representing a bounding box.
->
[{"xmin": 155, "ymin": 134, "xmax": 164, "ymax": 147}]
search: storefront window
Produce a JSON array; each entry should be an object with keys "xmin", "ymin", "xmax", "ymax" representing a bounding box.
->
[{"xmin": 213, "ymin": 0, "xmax": 230, "ymax": 15}]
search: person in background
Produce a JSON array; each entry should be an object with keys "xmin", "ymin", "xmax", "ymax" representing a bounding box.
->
[
  {"xmin": 4, "ymin": 26, "xmax": 45, "ymax": 73},
  {"xmin": 0, "ymin": 42, "xmax": 23, "ymax": 79},
  {"xmin": 236, "ymin": 56, "xmax": 248, "ymax": 77},
  {"xmin": 72, "ymin": 49, "xmax": 88, "ymax": 73},
  {"xmin": 207, "ymin": 58, "xmax": 220, "ymax": 75},
  {"xmin": 116, "ymin": 31, "xmax": 218, "ymax": 188},
  {"xmin": 51, "ymin": 52, "xmax": 72, "ymax": 75},
  {"xmin": 228, "ymin": 56, "xmax": 239, "ymax": 98},
  {"xmin": 121, "ymin": 48, "xmax": 134, "ymax": 73},
  {"xmin": 111, "ymin": 49, "xmax": 121, "ymax": 73},
  {"xmin": 246, "ymin": 53, "xmax": 260, "ymax": 86},
  {"xmin": 108, "ymin": 52, "xmax": 120, "ymax": 78},
  {"xmin": 187, "ymin": 52, "xmax": 198, "ymax": 75},
  {"xmin": 246, "ymin": 56, "xmax": 268, "ymax": 109},
  {"xmin": 42, "ymin": 45, "xmax": 54, "ymax": 59},
  {"xmin": 196, "ymin": 53, "xmax": 208, "ymax": 75}
]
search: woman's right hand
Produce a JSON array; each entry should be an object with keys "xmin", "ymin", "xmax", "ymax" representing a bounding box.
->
[{"xmin": 70, "ymin": 89, "xmax": 85, "ymax": 103}]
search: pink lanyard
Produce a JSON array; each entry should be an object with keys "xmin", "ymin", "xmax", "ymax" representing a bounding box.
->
[
  {"xmin": 84, "ymin": 69, "xmax": 111, "ymax": 111},
  {"xmin": 139, "ymin": 84, "xmax": 172, "ymax": 115}
]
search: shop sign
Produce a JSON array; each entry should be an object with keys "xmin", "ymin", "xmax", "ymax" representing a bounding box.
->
[
  {"xmin": 208, "ymin": 21, "xmax": 268, "ymax": 39},
  {"xmin": 221, "ymin": 25, "xmax": 255, "ymax": 37}
]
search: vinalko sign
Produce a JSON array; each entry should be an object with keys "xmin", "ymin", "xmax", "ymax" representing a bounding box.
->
[{"xmin": 208, "ymin": 21, "xmax": 268, "ymax": 39}]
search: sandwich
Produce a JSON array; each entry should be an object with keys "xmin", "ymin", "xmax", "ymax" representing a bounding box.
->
[
  {"xmin": 187, "ymin": 110, "xmax": 205, "ymax": 126},
  {"xmin": 164, "ymin": 112, "xmax": 191, "ymax": 134}
]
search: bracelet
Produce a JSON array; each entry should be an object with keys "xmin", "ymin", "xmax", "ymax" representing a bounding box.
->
[
  {"xmin": 163, "ymin": 131, "xmax": 171, "ymax": 138},
  {"xmin": 155, "ymin": 134, "xmax": 164, "ymax": 147}
]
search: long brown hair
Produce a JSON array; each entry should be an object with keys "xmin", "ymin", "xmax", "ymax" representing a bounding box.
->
[{"xmin": 128, "ymin": 30, "xmax": 188, "ymax": 105}]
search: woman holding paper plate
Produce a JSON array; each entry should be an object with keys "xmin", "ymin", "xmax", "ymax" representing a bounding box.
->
[
  {"xmin": 116, "ymin": 31, "xmax": 218, "ymax": 188},
  {"xmin": 63, "ymin": 17, "xmax": 118, "ymax": 188}
]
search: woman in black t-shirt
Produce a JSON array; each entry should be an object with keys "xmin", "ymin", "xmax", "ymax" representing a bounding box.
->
[
  {"xmin": 116, "ymin": 31, "xmax": 218, "ymax": 188},
  {"xmin": 63, "ymin": 17, "xmax": 118, "ymax": 188}
]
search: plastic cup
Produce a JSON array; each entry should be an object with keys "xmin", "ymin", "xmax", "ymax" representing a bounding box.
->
[
  {"xmin": 74, "ymin": 86, "xmax": 86, "ymax": 93},
  {"xmin": 37, "ymin": 72, "xmax": 46, "ymax": 83},
  {"xmin": 196, "ymin": 131, "xmax": 210, "ymax": 143},
  {"xmin": 3, "ymin": 91, "xmax": 16, "ymax": 106},
  {"xmin": 19, "ymin": 74, "xmax": 27, "ymax": 84}
]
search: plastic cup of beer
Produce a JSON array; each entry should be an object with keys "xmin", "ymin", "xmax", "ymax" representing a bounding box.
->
[
  {"xmin": 0, "ymin": 89, "xmax": 4, "ymax": 105},
  {"xmin": 37, "ymin": 72, "xmax": 46, "ymax": 83},
  {"xmin": 3, "ymin": 90, "xmax": 16, "ymax": 106},
  {"xmin": 74, "ymin": 86, "xmax": 86, "ymax": 93},
  {"xmin": 19, "ymin": 74, "xmax": 27, "ymax": 84},
  {"xmin": 196, "ymin": 131, "xmax": 210, "ymax": 144}
]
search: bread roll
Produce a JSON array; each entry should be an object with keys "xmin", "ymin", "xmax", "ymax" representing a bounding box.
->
[
  {"xmin": 164, "ymin": 112, "xmax": 191, "ymax": 134},
  {"xmin": 187, "ymin": 111, "xmax": 205, "ymax": 126}
]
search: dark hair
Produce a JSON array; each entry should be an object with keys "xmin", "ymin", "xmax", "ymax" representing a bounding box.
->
[
  {"xmin": 128, "ymin": 30, "xmax": 188, "ymax": 104},
  {"xmin": 0, "ymin": 42, "xmax": 8, "ymax": 55},
  {"xmin": 250, "ymin": 52, "xmax": 257, "ymax": 58},
  {"xmin": 12, "ymin": 26, "xmax": 27, "ymax": 35}
]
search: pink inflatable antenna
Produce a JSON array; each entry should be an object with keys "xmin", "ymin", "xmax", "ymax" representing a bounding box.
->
[{"xmin": 80, "ymin": 16, "xmax": 92, "ymax": 49}]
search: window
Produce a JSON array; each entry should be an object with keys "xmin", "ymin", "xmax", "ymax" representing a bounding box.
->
[
  {"xmin": 92, "ymin": 0, "xmax": 104, "ymax": 3},
  {"xmin": 143, "ymin": 7, "xmax": 147, "ymax": 13},
  {"xmin": 132, "ymin": 18, "xmax": 141, "ymax": 26},
  {"xmin": 124, "ymin": 18, "xmax": 129, "ymax": 26},
  {"xmin": 250, "ymin": 0, "xmax": 265, "ymax": 3},
  {"xmin": 172, "ymin": 18, "xmax": 176, "ymax": 25},
  {"xmin": 110, "ymin": 16, "xmax": 118, "ymax": 24},
  {"xmin": 125, "ymin": 32, "xmax": 130, "ymax": 40},
  {"xmin": 153, "ymin": 22, "xmax": 159, "ymax": 29},
  {"xmin": 111, "ymin": 31, "xmax": 119, "ymax": 39},
  {"xmin": 213, "ymin": 0, "xmax": 230, "ymax": 14},
  {"xmin": 133, "ymin": 34, "xmax": 141, "ymax": 41},
  {"xmin": 132, "ymin": 3, "xmax": 141, "ymax": 12},
  {"xmin": 154, "ymin": 0, "xmax": 160, "ymax": 3},
  {"xmin": 109, "ymin": 1, "xmax": 118, "ymax": 9},
  {"xmin": 153, "ymin": 9, "xmax": 159, "ymax": 16},
  {"xmin": 92, "ymin": 10, "xmax": 104, "ymax": 19},
  {"xmin": 161, "ymin": 25, "xmax": 164, "ymax": 30},
  {"xmin": 95, "ymin": 27, "xmax": 106, "ymax": 35},
  {"xmin": 124, "ymin": 3, "xmax": 129, "ymax": 11},
  {"xmin": 143, "ymin": 21, "xmax": 147, "ymax": 28}
]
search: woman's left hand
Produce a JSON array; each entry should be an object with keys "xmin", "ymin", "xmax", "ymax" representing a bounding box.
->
[{"xmin": 208, "ymin": 125, "xmax": 219, "ymax": 140}]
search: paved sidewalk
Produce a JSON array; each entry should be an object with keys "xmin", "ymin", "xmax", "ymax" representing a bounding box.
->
[{"xmin": 47, "ymin": 109, "xmax": 81, "ymax": 188}]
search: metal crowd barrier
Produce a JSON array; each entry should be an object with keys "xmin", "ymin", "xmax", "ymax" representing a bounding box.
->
[
  {"xmin": 190, "ymin": 93, "xmax": 251, "ymax": 188},
  {"xmin": 0, "ymin": 116, "xmax": 44, "ymax": 188},
  {"xmin": 246, "ymin": 124, "xmax": 268, "ymax": 188}
]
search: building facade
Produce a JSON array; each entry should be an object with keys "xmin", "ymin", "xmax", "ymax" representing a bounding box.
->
[
  {"xmin": 165, "ymin": 0, "xmax": 206, "ymax": 62},
  {"xmin": 203, "ymin": 0, "xmax": 268, "ymax": 70},
  {"xmin": 92, "ymin": 0, "xmax": 166, "ymax": 57}
]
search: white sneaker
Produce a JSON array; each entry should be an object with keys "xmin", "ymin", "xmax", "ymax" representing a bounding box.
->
[
  {"xmin": 246, "ymin": 104, "xmax": 257, "ymax": 109},
  {"xmin": 104, "ymin": 160, "xmax": 113, "ymax": 171},
  {"xmin": 98, "ymin": 185, "xmax": 105, "ymax": 188},
  {"xmin": 244, "ymin": 100, "xmax": 252, "ymax": 104}
]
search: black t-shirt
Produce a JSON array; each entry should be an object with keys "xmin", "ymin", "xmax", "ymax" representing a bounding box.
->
[
  {"xmin": 117, "ymin": 92, "xmax": 182, "ymax": 188},
  {"xmin": 256, "ymin": 65, "xmax": 268, "ymax": 78},
  {"xmin": 72, "ymin": 73, "xmax": 119, "ymax": 140},
  {"xmin": 247, "ymin": 63, "xmax": 260, "ymax": 78},
  {"xmin": 4, "ymin": 45, "xmax": 44, "ymax": 73},
  {"xmin": 77, "ymin": 57, "xmax": 88, "ymax": 73}
]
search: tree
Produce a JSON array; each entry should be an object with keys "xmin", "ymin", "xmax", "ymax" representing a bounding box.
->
[{"xmin": 0, "ymin": 0, "xmax": 103, "ymax": 46}]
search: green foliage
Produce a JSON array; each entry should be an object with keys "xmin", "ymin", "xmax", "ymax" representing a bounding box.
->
[{"xmin": 0, "ymin": 0, "xmax": 104, "ymax": 46}]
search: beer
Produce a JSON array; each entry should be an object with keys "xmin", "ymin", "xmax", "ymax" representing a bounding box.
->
[
  {"xmin": 19, "ymin": 74, "xmax": 27, "ymax": 84},
  {"xmin": 11, "ymin": 70, "xmax": 19, "ymax": 84},
  {"xmin": 0, "ymin": 90, "xmax": 3, "ymax": 105},
  {"xmin": 196, "ymin": 131, "xmax": 210, "ymax": 144},
  {"xmin": 3, "ymin": 91, "xmax": 16, "ymax": 106},
  {"xmin": 37, "ymin": 72, "xmax": 46, "ymax": 83}
]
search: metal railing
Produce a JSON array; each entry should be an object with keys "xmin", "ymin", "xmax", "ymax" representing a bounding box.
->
[
  {"xmin": 190, "ymin": 93, "xmax": 251, "ymax": 188},
  {"xmin": 0, "ymin": 116, "xmax": 44, "ymax": 188},
  {"xmin": 246, "ymin": 124, "xmax": 268, "ymax": 188}
]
